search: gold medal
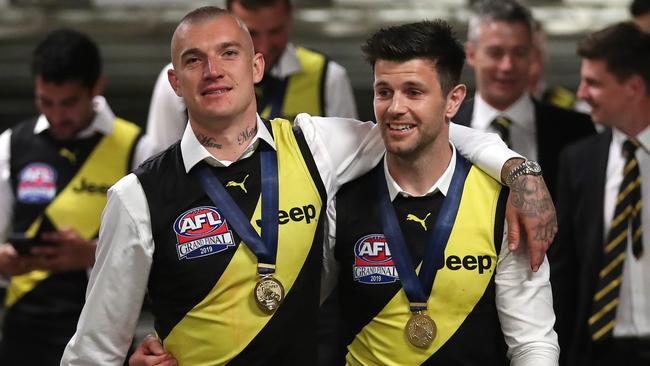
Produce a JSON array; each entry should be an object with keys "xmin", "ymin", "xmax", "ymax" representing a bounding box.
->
[
  {"xmin": 254, "ymin": 275, "xmax": 285, "ymax": 314},
  {"xmin": 405, "ymin": 312, "xmax": 436, "ymax": 348}
]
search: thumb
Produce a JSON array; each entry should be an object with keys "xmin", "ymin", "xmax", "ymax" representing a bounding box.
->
[
  {"xmin": 505, "ymin": 207, "xmax": 520, "ymax": 252},
  {"xmin": 143, "ymin": 334, "xmax": 166, "ymax": 356}
]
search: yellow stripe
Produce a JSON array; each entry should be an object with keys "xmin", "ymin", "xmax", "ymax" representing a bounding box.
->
[
  {"xmin": 494, "ymin": 117, "xmax": 511, "ymax": 128},
  {"xmin": 163, "ymin": 119, "xmax": 323, "ymax": 365},
  {"xmin": 617, "ymin": 178, "xmax": 641, "ymax": 203},
  {"xmin": 600, "ymin": 253, "xmax": 626, "ymax": 278},
  {"xmin": 589, "ymin": 298, "xmax": 619, "ymax": 325},
  {"xmin": 605, "ymin": 231, "xmax": 627, "ymax": 254},
  {"xmin": 346, "ymin": 167, "xmax": 502, "ymax": 365},
  {"xmin": 592, "ymin": 321, "xmax": 616, "ymax": 341},
  {"xmin": 611, "ymin": 205, "xmax": 632, "ymax": 228},
  {"xmin": 623, "ymin": 159, "xmax": 638, "ymax": 175},
  {"xmin": 633, "ymin": 226, "xmax": 643, "ymax": 241},
  {"xmin": 593, "ymin": 277, "xmax": 621, "ymax": 302},
  {"xmin": 282, "ymin": 47, "xmax": 325, "ymax": 118}
]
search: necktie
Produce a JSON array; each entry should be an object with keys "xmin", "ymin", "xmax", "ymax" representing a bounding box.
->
[
  {"xmin": 490, "ymin": 116, "xmax": 512, "ymax": 147},
  {"xmin": 589, "ymin": 139, "xmax": 644, "ymax": 341}
]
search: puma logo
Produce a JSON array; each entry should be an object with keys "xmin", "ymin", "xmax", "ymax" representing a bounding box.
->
[
  {"xmin": 59, "ymin": 148, "xmax": 77, "ymax": 164},
  {"xmin": 406, "ymin": 213, "xmax": 431, "ymax": 231},
  {"xmin": 226, "ymin": 174, "xmax": 249, "ymax": 193}
]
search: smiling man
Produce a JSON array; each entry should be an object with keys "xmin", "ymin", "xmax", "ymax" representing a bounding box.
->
[
  {"xmin": 0, "ymin": 28, "xmax": 155, "ymax": 365},
  {"xmin": 550, "ymin": 22, "xmax": 650, "ymax": 366},
  {"xmin": 454, "ymin": 0, "xmax": 594, "ymax": 197},
  {"xmin": 323, "ymin": 20, "xmax": 558, "ymax": 366}
]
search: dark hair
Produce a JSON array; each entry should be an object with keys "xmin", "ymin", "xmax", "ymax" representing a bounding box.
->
[
  {"xmin": 577, "ymin": 22, "xmax": 650, "ymax": 91},
  {"xmin": 468, "ymin": 0, "xmax": 534, "ymax": 43},
  {"xmin": 631, "ymin": 0, "xmax": 650, "ymax": 17},
  {"xmin": 179, "ymin": 6, "xmax": 230, "ymax": 25},
  {"xmin": 31, "ymin": 28, "xmax": 101, "ymax": 89},
  {"xmin": 226, "ymin": 0, "xmax": 291, "ymax": 11},
  {"xmin": 362, "ymin": 20, "xmax": 465, "ymax": 95}
]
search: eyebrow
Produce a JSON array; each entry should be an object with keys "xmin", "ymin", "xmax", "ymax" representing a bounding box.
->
[{"xmin": 180, "ymin": 41, "xmax": 244, "ymax": 60}]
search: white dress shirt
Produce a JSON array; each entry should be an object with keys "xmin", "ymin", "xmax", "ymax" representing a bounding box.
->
[
  {"xmin": 0, "ymin": 96, "xmax": 157, "ymax": 242},
  {"xmin": 61, "ymin": 114, "xmax": 516, "ymax": 365},
  {"xmin": 324, "ymin": 144, "xmax": 559, "ymax": 366},
  {"xmin": 472, "ymin": 93, "xmax": 538, "ymax": 161},
  {"xmin": 146, "ymin": 43, "xmax": 358, "ymax": 150},
  {"xmin": 604, "ymin": 127, "xmax": 650, "ymax": 338}
]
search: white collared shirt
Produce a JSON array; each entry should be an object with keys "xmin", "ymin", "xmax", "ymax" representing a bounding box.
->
[
  {"xmin": 605, "ymin": 127, "xmax": 650, "ymax": 337},
  {"xmin": 324, "ymin": 144, "xmax": 558, "ymax": 366},
  {"xmin": 0, "ymin": 96, "xmax": 157, "ymax": 242},
  {"xmin": 472, "ymin": 93, "xmax": 538, "ymax": 161},
  {"xmin": 61, "ymin": 114, "xmax": 519, "ymax": 365},
  {"xmin": 146, "ymin": 43, "xmax": 357, "ymax": 150}
]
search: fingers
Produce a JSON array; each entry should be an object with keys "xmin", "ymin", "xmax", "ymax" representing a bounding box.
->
[
  {"xmin": 505, "ymin": 207, "xmax": 521, "ymax": 252},
  {"xmin": 143, "ymin": 334, "xmax": 166, "ymax": 355}
]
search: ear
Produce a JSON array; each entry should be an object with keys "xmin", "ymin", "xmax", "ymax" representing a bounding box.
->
[
  {"xmin": 624, "ymin": 74, "xmax": 647, "ymax": 100},
  {"xmin": 465, "ymin": 41, "xmax": 476, "ymax": 67},
  {"xmin": 252, "ymin": 52, "xmax": 265, "ymax": 84},
  {"xmin": 91, "ymin": 75, "xmax": 107, "ymax": 97},
  {"xmin": 445, "ymin": 84, "xmax": 467, "ymax": 120},
  {"xmin": 167, "ymin": 68, "xmax": 183, "ymax": 97}
]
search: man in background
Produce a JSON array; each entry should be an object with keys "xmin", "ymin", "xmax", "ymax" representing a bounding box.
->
[
  {"xmin": 454, "ymin": 0, "xmax": 594, "ymax": 197},
  {"xmin": 550, "ymin": 22, "xmax": 650, "ymax": 366},
  {"xmin": 0, "ymin": 28, "xmax": 155, "ymax": 365},
  {"xmin": 146, "ymin": 0, "xmax": 358, "ymax": 149}
]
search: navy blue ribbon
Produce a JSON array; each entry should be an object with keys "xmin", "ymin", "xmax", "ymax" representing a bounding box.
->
[
  {"xmin": 195, "ymin": 142, "xmax": 279, "ymax": 275},
  {"xmin": 257, "ymin": 76, "xmax": 289, "ymax": 119},
  {"xmin": 377, "ymin": 155, "xmax": 470, "ymax": 312}
]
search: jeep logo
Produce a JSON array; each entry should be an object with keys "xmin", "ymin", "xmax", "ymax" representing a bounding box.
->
[
  {"xmin": 72, "ymin": 178, "xmax": 110, "ymax": 194},
  {"xmin": 445, "ymin": 255, "xmax": 493, "ymax": 274},
  {"xmin": 255, "ymin": 204, "xmax": 317, "ymax": 227}
]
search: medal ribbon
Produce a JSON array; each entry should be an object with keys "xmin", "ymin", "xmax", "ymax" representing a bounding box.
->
[
  {"xmin": 194, "ymin": 141, "xmax": 279, "ymax": 275},
  {"xmin": 377, "ymin": 155, "xmax": 470, "ymax": 312}
]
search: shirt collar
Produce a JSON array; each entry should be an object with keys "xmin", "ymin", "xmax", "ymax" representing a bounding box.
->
[
  {"xmin": 384, "ymin": 142, "xmax": 457, "ymax": 201},
  {"xmin": 180, "ymin": 114, "xmax": 277, "ymax": 173},
  {"xmin": 612, "ymin": 126, "xmax": 650, "ymax": 155},
  {"xmin": 473, "ymin": 92, "xmax": 535, "ymax": 132},
  {"xmin": 268, "ymin": 43, "xmax": 302, "ymax": 79},
  {"xmin": 33, "ymin": 95, "xmax": 115, "ymax": 138}
]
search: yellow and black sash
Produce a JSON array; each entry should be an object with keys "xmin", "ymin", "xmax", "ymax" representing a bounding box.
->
[
  {"xmin": 346, "ymin": 167, "xmax": 503, "ymax": 365},
  {"xmin": 159, "ymin": 119, "xmax": 324, "ymax": 365},
  {"xmin": 6, "ymin": 118, "xmax": 141, "ymax": 307}
]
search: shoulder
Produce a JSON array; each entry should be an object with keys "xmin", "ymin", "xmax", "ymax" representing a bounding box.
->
[
  {"xmin": 561, "ymin": 130, "xmax": 610, "ymax": 162},
  {"xmin": 535, "ymin": 100, "xmax": 592, "ymax": 124},
  {"xmin": 135, "ymin": 142, "xmax": 182, "ymax": 178}
]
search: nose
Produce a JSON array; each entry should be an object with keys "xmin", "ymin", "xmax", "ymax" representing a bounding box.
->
[
  {"xmin": 576, "ymin": 80, "xmax": 588, "ymax": 100},
  {"xmin": 498, "ymin": 54, "xmax": 514, "ymax": 71},
  {"xmin": 203, "ymin": 57, "xmax": 223, "ymax": 79},
  {"xmin": 387, "ymin": 93, "xmax": 407, "ymax": 116}
]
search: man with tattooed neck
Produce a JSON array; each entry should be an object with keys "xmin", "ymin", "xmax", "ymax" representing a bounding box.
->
[{"xmin": 61, "ymin": 7, "xmax": 557, "ymax": 366}]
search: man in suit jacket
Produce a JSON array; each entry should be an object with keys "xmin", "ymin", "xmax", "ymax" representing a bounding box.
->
[
  {"xmin": 550, "ymin": 22, "xmax": 650, "ymax": 366},
  {"xmin": 455, "ymin": 0, "xmax": 594, "ymax": 197}
]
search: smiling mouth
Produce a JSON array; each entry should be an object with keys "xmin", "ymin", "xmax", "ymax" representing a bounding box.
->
[
  {"xmin": 387, "ymin": 122, "xmax": 414, "ymax": 131},
  {"xmin": 202, "ymin": 88, "xmax": 231, "ymax": 96}
]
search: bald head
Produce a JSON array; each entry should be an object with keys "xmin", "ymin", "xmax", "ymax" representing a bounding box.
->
[{"xmin": 171, "ymin": 6, "xmax": 254, "ymax": 68}]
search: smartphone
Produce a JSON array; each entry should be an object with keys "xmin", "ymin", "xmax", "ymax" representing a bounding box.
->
[{"xmin": 8, "ymin": 233, "xmax": 47, "ymax": 256}]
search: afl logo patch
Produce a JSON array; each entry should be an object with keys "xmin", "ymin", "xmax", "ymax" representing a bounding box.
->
[
  {"xmin": 174, "ymin": 206, "xmax": 235, "ymax": 260},
  {"xmin": 17, "ymin": 163, "xmax": 57, "ymax": 204},
  {"xmin": 353, "ymin": 234, "xmax": 399, "ymax": 284}
]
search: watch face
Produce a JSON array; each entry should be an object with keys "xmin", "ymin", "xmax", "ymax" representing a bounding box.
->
[{"xmin": 526, "ymin": 161, "xmax": 542, "ymax": 174}]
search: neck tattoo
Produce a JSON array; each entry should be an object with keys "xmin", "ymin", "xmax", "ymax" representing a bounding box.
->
[
  {"xmin": 238, "ymin": 125, "xmax": 258, "ymax": 146},
  {"xmin": 197, "ymin": 134, "xmax": 223, "ymax": 149}
]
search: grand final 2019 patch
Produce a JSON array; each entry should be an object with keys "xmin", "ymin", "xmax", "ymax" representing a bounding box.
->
[
  {"xmin": 353, "ymin": 233, "xmax": 399, "ymax": 284},
  {"xmin": 174, "ymin": 206, "xmax": 236, "ymax": 260}
]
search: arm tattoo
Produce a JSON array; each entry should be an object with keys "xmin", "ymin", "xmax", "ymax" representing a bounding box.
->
[
  {"xmin": 197, "ymin": 134, "xmax": 222, "ymax": 149},
  {"xmin": 510, "ymin": 176, "xmax": 557, "ymax": 242},
  {"xmin": 237, "ymin": 125, "xmax": 258, "ymax": 145}
]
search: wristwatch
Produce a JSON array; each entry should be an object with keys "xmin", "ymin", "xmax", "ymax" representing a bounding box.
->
[{"xmin": 504, "ymin": 160, "xmax": 542, "ymax": 186}]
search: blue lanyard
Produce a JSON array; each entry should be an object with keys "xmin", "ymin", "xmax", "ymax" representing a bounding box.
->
[
  {"xmin": 377, "ymin": 155, "xmax": 469, "ymax": 312},
  {"xmin": 194, "ymin": 142, "xmax": 279, "ymax": 275},
  {"xmin": 257, "ymin": 76, "xmax": 289, "ymax": 119}
]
